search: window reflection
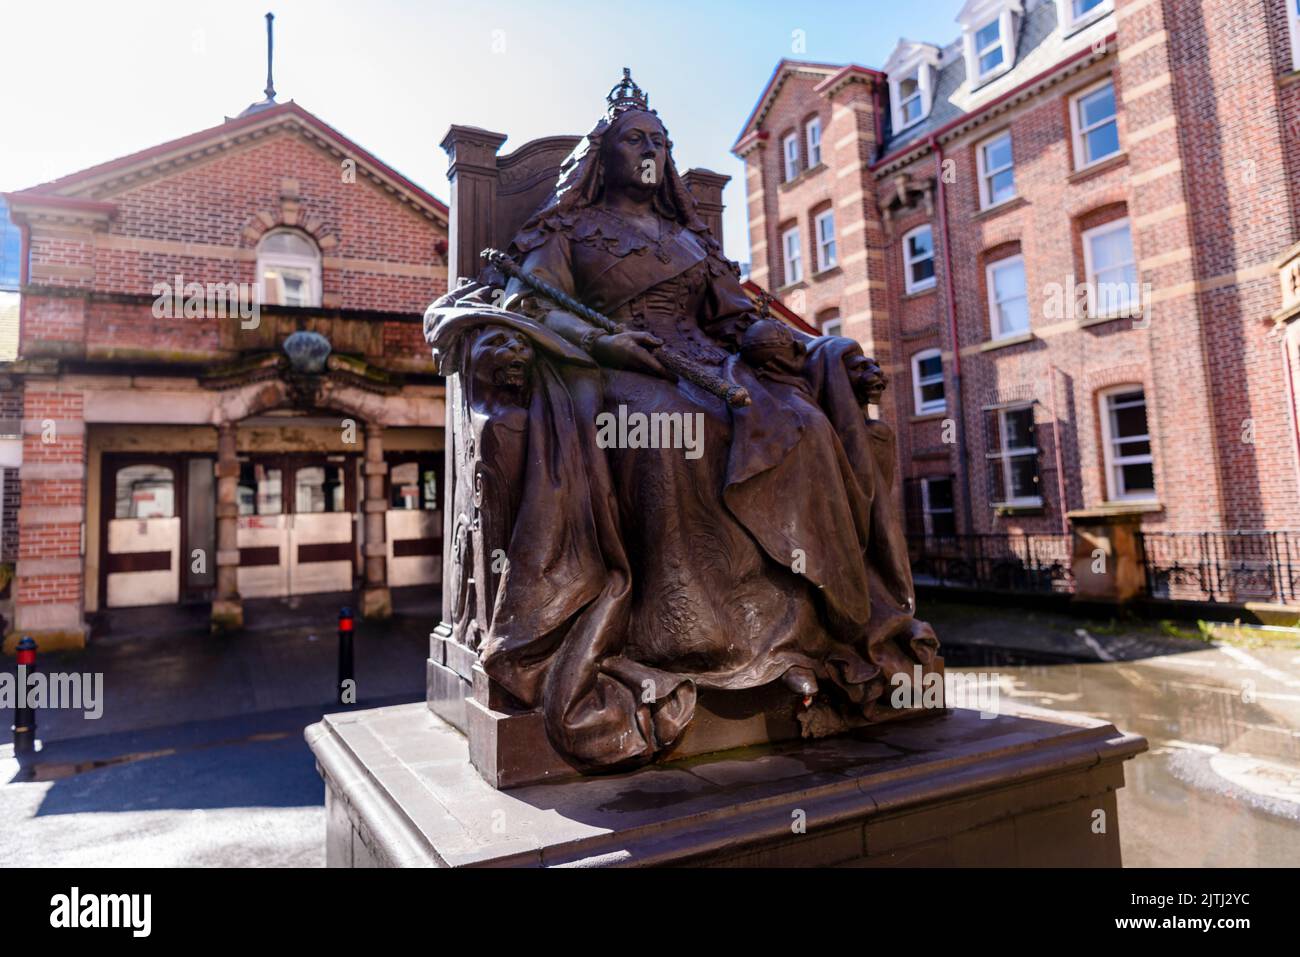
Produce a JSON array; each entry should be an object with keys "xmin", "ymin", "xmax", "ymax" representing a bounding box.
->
[
  {"xmin": 295, "ymin": 465, "xmax": 345, "ymax": 513},
  {"xmin": 114, "ymin": 465, "xmax": 175, "ymax": 519}
]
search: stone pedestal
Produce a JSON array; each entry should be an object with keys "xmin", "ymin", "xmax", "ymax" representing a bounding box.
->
[
  {"xmin": 426, "ymin": 628, "xmax": 948, "ymax": 789},
  {"xmin": 307, "ymin": 701, "xmax": 1146, "ymax": 868},
  {"xmin": 1068, "ymin": 507, "xmax": 1149, "ymax": 606}
]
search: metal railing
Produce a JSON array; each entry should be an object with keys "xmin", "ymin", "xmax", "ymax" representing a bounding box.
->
[
  {"xmin": 1139, "ymin": 530, "xmax": 1300, "ymax": 605},
  {"xmin": 910, "ymin": 533, "xmax": 1075, "ymax": 595}
]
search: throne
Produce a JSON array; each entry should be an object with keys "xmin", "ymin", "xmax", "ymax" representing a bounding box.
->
[{"xmin": 427, "ymin": 125, "xmax": 747, "ymax": 788}]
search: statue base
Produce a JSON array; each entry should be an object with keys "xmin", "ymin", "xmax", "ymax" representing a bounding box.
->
[
  {"xmin": 305, "ymin": 701, "xmax": 1146, "ymax": 867},
  {"xmin": 426, "ymin": 629, "xmax": 948, "ymax": 788}
]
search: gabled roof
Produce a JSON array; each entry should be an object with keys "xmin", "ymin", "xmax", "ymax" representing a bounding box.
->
[
  {"xmin": 882, "ymin": 39, "xmax": 943, "ymax": 78},
  {"xmin": 731, "ymin": 59, "xmax": 847, "ymax": 151},
  {"xmin": 9, "ymin": 101, "xmax": 447, "ymax": 225}
]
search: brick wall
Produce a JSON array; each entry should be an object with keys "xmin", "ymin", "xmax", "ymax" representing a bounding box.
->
[
  {"xmin": 738, "ymin": 0, "xmax": 1300, "ymax": 540},
  {"xmin": 20, "ymin": 122, "xmax": 448, "ymax": 364}
]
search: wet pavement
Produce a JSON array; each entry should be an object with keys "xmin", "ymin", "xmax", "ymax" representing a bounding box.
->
[
  {"xmin": 926, "ymin": 600, "xmax": 1300, "ymax": 867},
  {"xmin": 1, "ymin": 593, "xmax": 1298, "ymax": 866},
  {"xmin": 0, "ymin": 590, "xmax": 435, "ymax": 866}
]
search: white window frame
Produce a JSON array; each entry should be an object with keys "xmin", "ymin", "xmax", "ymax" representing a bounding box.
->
[
  {"xmin": 1290, "ymin": 0, "xmax": 1300, "ymax": 71},
  {"xmin": 820, "ymin": 315, "xmax": 842, "ymax": 338},
  {"xmin": 911, "ymin": 348, "xmax": 946, "ymax": 416},
  {"xmin": 921, "ymin": 476, "xmax": 956, "ymax": 538},
  {"xmin": 1099, "ymin": 386, "xmax": 1156, "ymax": 502},
  {"xmin": 989, "ymin": 403, "xmax": 1042, "ymax": 507},
  {"xmin": 814, "ymin": 210, "xmax": 837, "ymax": 272},
  {"xmin": 257, "ymin": 229, "xmax": 321, "ymax": 308},
  {"xmin": 1064, "ymin": 0, "xmax": 1114, "ymax": 32},
  {"xmin": 958, "ymin": 1, "xmax": 1021, "ymax": 87},
  {"xmin": 782, "ymin": 132, "xmax": 800, "ymax": 182},
  {"xmin": 973, "ymin": 17, "xmax": 1007, "ymax": 80},
  {"xmin": 1070, "ymin": 78, "xmax": 1121, "ymax": 170},
  {"xmin": 1082, "ymin": 218, "xmax": 1139, "ymax": 320},
  {"xmin": 782, "ymin": 226, "xmax": 803, "ymax": 285},
  {"xmin": 977, "ymin": 130, "xmax": 1016, "ymax": 209},
  {"xmin": 806, "ymin": 117, "xmax": 822, "ymax": 168},
  {"xmin": 884, "ymin": 41, "xmax": 941, "ymax": 132},
  {"xmin": 897, "ymin": 73, "xmax": 926, "ymax": 129},
  {"xmin": 986, "ymin": 254, "xmax": 1030, "ymax": 340},
  {"xmin": 903, "ymin": 224, "xmax": 937, "ymax": 294}
]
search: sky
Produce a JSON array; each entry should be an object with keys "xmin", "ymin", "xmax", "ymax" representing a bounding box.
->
[{"xmin": 2, "ymin": 0, "xmax": 963, "ymax": 262}]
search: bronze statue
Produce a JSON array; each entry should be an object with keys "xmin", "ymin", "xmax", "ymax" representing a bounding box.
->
[{"xmin": 427, "ymin": 69, "xmax": 937, "ymax": 772}]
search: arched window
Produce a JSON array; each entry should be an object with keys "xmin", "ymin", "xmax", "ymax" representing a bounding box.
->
[{"xmin": 257, "ymin": 230, "xmax": 321, "ymax": 307}]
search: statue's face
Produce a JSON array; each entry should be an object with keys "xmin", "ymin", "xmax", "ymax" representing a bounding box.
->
[
  {"xmin": 471, "ymin": 326, "xmax": 534, "ymax": 394},
  {"xmin": 845, "ymin": 351, "xmax": 887, "ymax": 405},
  {"xmin": 603, "ymin": 112, "xmax": 667, "ymax": 194}
]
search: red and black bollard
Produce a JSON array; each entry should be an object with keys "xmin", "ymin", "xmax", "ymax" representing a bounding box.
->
[
  {"xmin": 13, "ymin": 637, "xmax": 36, "ymax": 757},
  {"xmin": 337, "ymin": 607, "xmax": 354, "ymax": 706}
]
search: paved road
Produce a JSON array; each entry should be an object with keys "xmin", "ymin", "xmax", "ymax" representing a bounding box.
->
[
  {"xmin": 2, "ymin": 595, "xmax": 1297, "ymax": 867},
  {"xmin": 0, "ymin": 592, "xmax": 432, "ymax": 867}
]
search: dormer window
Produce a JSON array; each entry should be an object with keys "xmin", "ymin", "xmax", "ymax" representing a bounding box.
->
[
  {"xmin": 1289, "ymin": 0, "xmax": 1300, "ymax": 71},
  {"xmin": 884, "ymin": 40, "xmax": 942, "ymax": 132},
  {"xmin": 1065, "ymin": 0, "xmax": 1113, "ymax": 31},
  {"xmin": 958, "ymin": 0, "xmax": 1021, "ymax": 87},
  {"xmin": 974, "ymin": 20, "xmax": 1005, "ymax": 77},
  {"xmin": 899, "ymin": 75, "xmax": 924, "ymax": 126}
]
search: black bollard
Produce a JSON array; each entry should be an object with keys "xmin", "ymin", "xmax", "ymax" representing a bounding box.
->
[
  {"xmin": 12, "ymin": 637, "xmax": 36, "ymax": 757},
  {"xmin": 337, "ymin": 607, "xmax": 354, "ymax": 706}
]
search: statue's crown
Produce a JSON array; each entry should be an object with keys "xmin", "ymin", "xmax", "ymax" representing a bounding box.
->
[{"xmin": 606, "ymin": 67, "xmax": 650, "ymax": 119}]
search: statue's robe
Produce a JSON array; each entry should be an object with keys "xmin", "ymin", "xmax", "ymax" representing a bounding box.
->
[{"xmin": 432, "ymin": 205, "xmax": 933, "ymax": 770}]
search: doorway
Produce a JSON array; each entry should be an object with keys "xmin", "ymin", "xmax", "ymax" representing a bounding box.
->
[{"xmin": 236, "ymin": 454, "xmax": 358, "ymax": 598}]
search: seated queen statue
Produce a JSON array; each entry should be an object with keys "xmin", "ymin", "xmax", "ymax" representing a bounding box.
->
[{"xmin": 425, "ymin": 70, "xmax": 939, "ymax": 772}]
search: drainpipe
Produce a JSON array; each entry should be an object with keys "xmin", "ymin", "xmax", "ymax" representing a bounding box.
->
[
  {"xmin": 1047, "ymin": 362, "xmax": 1069, "ymax": 534},
  {"xmin": 932, "ymin": 136, "xmax": 975, "ymax": 535},
  {"xmin": 871, "ymin": 80, "xmax": 886, "ymax": 163},
  {"xmin": 17, "ymin": 220, "xmax": 29, "ymax": 352}
]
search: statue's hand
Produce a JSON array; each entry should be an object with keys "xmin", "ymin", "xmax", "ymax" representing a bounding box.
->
[{"xmin": 593, "ymin": 331, "xmax": 674, "ymax": 379}]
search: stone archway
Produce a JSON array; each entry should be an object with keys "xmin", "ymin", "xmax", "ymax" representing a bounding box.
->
[{"xmin": 207, "ymin": 373, "xmax": 399, "ymax": 632}]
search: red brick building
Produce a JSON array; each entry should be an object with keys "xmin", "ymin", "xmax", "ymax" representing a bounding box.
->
[
  {"xmin": 1, "ymin": 96, "xmax": 449, "ymax": 648},
  {"xmin": 735, "ymin": 0, "xmax": 1300, "ymax": 605}
]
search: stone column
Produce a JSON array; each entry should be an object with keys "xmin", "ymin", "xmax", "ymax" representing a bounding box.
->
[
  {"xmin": 211, "ymin": 422, "xmax": 243, "ymax": 633},
  {"xmin": 360, "ymin": 421, "xmax": 391, "ymax": 619}
]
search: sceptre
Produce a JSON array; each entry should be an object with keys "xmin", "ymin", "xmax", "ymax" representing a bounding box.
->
[{"xmin": 481, "ymin": 248, "xmax": 751, "ymax": 408}]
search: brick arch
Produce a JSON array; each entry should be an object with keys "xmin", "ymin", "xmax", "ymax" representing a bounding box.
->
[{"xmin": 238, "ymin": 179, "xmax": 340, "ymax": 252}]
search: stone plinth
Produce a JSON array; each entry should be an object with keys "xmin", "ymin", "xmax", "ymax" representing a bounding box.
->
[
  {"xmin": 306, "ymin": 701, "xmax": 1146, "ymax": 868},
  {"xmin": 426, "ymin": 629, "xmax": 947, "ymax": 789}
]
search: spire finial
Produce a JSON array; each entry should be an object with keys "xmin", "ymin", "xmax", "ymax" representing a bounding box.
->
[{"xmin": 264, "ymin": 12, "xmax": 277, "ymax": 103}]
